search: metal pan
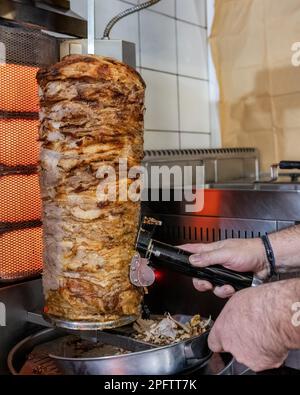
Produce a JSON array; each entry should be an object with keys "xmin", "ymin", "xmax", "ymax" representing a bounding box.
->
[
  {"xmin": 49, "ymin": 315, "xmax": 213, "ymax": 375},
  {"xmin": 8, "ymin": 327, "xmax": 235, "ymax": 376}
]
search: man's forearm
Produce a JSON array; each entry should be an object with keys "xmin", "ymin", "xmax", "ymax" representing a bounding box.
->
[{"xmin": 268, "ymin": 225, "xmax": 300, "ymax": 273}]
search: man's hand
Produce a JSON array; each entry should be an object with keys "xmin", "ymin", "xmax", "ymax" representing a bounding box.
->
[
  {"xmin": 208, "ymin": 280, "xmax": 300, "ymax": 372},
  {"xmin": 180, "ymin": 239, "xmax": 269, "ymax": 298},
  {"xmin": 181, "ymin": 225, "xmax": 300, "ymax": 297}
]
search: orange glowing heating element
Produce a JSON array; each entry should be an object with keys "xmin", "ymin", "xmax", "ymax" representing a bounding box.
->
[
  {"xmin": 0, "ymin": 62, "xmax": 43, "ymax": 279},
  {"xmin": 0, "ymin": 63, "xmax": 39, "ymax": 113},
  {"xmin": 0, "ymin": 227, "xmax": 43, "ymax": 279},
  {"xmin": 0, "ymin": 119, "xmax": 39, "ymax": 166},
  {"xmin": 0, "ymin": 174, "xmax": 42, "ymax": 222}
]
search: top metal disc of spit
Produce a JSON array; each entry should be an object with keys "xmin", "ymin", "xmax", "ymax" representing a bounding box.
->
[{"xmin": 43, "ymin": 313, "xmax": 138, "ymax": 331}]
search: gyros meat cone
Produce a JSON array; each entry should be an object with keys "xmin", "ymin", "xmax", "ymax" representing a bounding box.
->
[{"xmin": 37, "ymin": 55, "xmax": 145, "ymax": 323}]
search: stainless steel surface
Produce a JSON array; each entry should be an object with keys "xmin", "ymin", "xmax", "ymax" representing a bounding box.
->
[
  {"xmin": 102, "ymin": 0, "xmax": 161, "ymax": 39},
  {"xmin": 60, "ymin": 39, "xmax": 137, "ymax": 69},
  {"xmin": 8, "ymin": 327, "xmax": 237, "ymax": 376},
  {"xmin": 86, "ymin": 331, "xmax": 156, "ymax": 352},
  {"xmin": 143, "ymin": 148, "xmax": 259, "ymax": 185},
  {"xmin": 0, "ymin": 0, "xmax": 87, "ymax": 37},
  {"xmin": 43, "ymin": 313, "xmax": 139, "ymax": 331},
  {"xmin": 8, "ymin": 328, "xmax": 62, "ymax": 375},
  {"xmin": 144, "ymin": 189, "xmax": 300, "ymax": 222},
  {"xmin": 87, "ymin": 0, "xmax": 95, "ymax": 54},
  {"xmin": 0, "ymin": 279, "xmax": 44, "ymax": 374},
  {"xmin": 48, "ymin": 328, "xmax": 157, "ymax": 354},
  {"xmin": 213, "ymin": 181, "xmax": 300, "ymax": 192},
  {"xmin": 27, "ymin": 311, "xmax": 52, "ymax": 328},
  {"xmin": 52, "ymin": 342, "xmax": 211, "ymax": 375},
  {"xmin": 251, "ymin": 276, "xmax": 264, "ymax": 287},
  {"xmin": 94, "ymin": 40, "xmax": 136, "ymax": 68},
  {"xmin": 24, "ymin": 315, "xmax": 212, "ymax": 375},
  {"xmin": 286, "ymin": 351, "xmax": 300, "ymax": 370},
  {"xmin": 271, "ymin": 163, "xmax": 280, "ymax": 182}
]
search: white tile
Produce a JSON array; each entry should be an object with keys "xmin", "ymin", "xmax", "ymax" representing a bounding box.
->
[
  {"xmin": 176, "ymin": 0, "xmax": 207, "ymax": 27},
  {"xmin": 70, "ymin": 0, "xmax": 88, "ymax": 19},
  {"xmin": 122, "ymin": 0, "xmax": 175, "ymax": 15},
  {"xmin": 144, "ymin": 131, "xmax": 180, "ymax": 150},
  {"xmin": 148, "ymin": 0, "xmax": 175, "ymax": 16},
  {"xmin": 208, "ymin": 42, "xmax": 221, "ymax": 147},
  {"xmin": 180, "ymin": 133, "xmax": 210, "ymax": 149},
  {"xmin": 95, "ymin": 0, "xmax": 140, "ymax": 64},
  {"xmin": 207, "ymin": 0, "xmax": 215, "ymax": 35},
  {"xmin": 119, "ymin": 0, "xmax": 139, "ymax": 4},
  {"xmin": 177, "ymin": 21, "xmax": 208, "ymax": 79},
  {"xmin": 140, "ymin": 11, "xmax": 177, "ymax": 73},
  {"xmin": 179, "ymin": 77, "xmax": 210, "ymax": 132},
  {"xmin": 141, "ymin": 69, "xmax": 179, "ymax": 131}
]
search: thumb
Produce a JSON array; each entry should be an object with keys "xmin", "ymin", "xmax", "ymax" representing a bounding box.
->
[
  {"xmin": 208, "ymin": 328, "xmax": 223, "ymax": 353},
  {"xmin": 189, "ymin": 248, "xmax": 230, "ymax": 268}
]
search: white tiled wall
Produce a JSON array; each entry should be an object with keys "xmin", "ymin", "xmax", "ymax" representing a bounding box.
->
[{"xmin": 71, "ymin": 0, "xmax": 217, "ymax": 150}]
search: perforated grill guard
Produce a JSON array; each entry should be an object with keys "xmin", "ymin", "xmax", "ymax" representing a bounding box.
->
[{"xmin": 0, "ymin": 21, "xmax": 58, "ymax": 281}]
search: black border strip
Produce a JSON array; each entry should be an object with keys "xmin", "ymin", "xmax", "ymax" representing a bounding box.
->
[
  {"xmin": 0, "ymin": 111, "xmax": 39, "ymax": 120},
  {"xmin": 0, "ymin": 164, "xmax": 38, "ymax": 176},
  {"xmin": 0, "ymin": 219, "xmax": 42, "ymax": 235}
]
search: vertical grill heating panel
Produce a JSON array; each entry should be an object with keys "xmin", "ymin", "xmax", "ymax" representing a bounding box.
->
[{"xmin": 0, "ymin": 22, "xmax": 58, "ymax": 280}]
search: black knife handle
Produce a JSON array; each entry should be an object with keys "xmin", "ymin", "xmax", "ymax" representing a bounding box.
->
[
  {"xmin": 144, "ymin": 239, "xmax": 253, "ymax": 291},
  {"xmin": 279, "ymin": 161, "xmax": 300, "ymax": 170}
]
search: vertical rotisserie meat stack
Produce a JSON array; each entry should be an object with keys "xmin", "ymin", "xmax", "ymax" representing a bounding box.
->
[{"xmin": 36, "ymin": 55, "xmax": 145, "ymax": 323}]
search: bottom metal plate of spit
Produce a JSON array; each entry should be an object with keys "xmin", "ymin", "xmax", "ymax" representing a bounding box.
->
[{"xmin": 43, "ymin": 313, "xmax": 139, "ymax": 331}]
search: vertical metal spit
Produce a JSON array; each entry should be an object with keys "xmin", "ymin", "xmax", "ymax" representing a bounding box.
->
[{"xmin": 87, "ymin": 0, "xmax": 95, "ymax": 55}]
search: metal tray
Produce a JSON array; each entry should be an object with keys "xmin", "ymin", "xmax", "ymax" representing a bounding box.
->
[{"xmin": 43, "ymin": 313, "xmax": 138, "ymax": 331}]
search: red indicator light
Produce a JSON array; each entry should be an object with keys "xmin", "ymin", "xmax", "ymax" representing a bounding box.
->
[{"xmin": 154, "ymin": 269, "xmax": 164, "ymax": 282}]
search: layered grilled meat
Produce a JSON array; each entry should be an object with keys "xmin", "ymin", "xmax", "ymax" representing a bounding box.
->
[{"xmin": 37, "ymin": 55, "xmax": 145, "ymax": 322}]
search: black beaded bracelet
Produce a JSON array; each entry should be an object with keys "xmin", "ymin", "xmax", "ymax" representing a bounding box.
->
[{"xmin": 261, "ymin": 234, "xmax": 277, "ymax": 277}]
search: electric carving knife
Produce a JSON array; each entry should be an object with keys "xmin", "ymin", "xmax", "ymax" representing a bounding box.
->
[{"xmin": 130, "ymin": 217, "xmax": 263, "ymax": 290}]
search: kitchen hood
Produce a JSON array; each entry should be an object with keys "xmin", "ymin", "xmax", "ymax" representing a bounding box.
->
[{"xmin": 0, "ymin": 0, "xmax": 87, "ymax": 37}]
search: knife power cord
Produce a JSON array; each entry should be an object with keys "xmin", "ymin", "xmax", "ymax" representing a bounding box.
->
[{"xmin": 102, "ymin": 0, "xmax": 162, "ymax": 39}]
